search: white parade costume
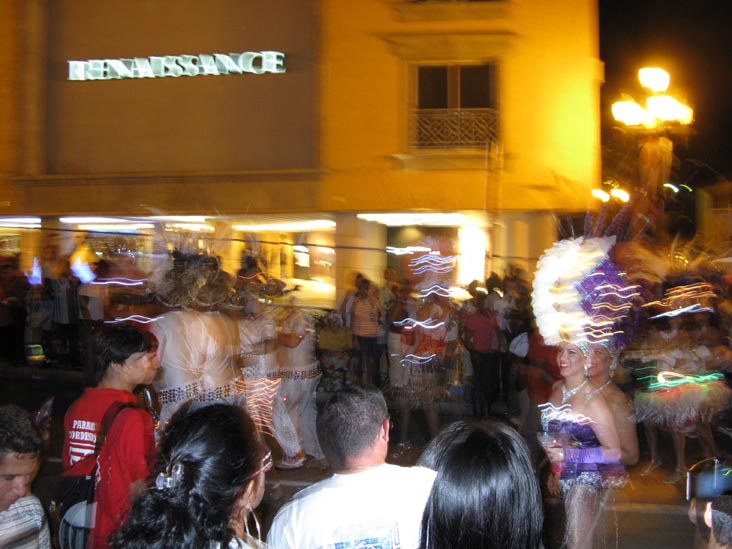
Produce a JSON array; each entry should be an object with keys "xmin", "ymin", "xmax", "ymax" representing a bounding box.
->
[
  {"xmin": 238, "ymin": 310, "xmax": 300, "ymax": 458},
  {"xmin": 152, "ymin": 309, "xmax": 242, "ymax": 424},
  {"xmin": 276, "ymin": 308, "xmax": 324, "ymax": 460}
]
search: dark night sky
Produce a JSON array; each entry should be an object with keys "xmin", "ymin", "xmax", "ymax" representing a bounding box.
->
[{"xmin": 600, "ymin": 0, "xmax": 732, "ymax": 185}]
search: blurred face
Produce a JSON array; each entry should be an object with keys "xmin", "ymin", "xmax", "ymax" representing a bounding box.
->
[
  {"xmin": 0, "ymin": 452, "xmax": 40, "ymax": 512},
  {"xmin": 122, "ymin": 350, "xmax": 159, "ymax": 385},
  {"xmin": 588, "ymin": 345, "xmax": 613, "ymax": 381},
  {"xmin": 557, "ymin": 343, "xmax": 587, "ymax": 379},
  {"xmin": 358, "ymin": 280, "xmax": 370, "ymax": 297}
]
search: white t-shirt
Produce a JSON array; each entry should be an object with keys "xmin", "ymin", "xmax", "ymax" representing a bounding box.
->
[{"xmin": 267, "ymin": 463, "xmax": 435, "ymax": 549}]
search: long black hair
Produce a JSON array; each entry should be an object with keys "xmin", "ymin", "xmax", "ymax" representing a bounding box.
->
[
  {"xmin": 111, "ymin": 403, "xmax": 263, "ymax": 548},
  {"xmin": 419, "ymin": 420, "xmax": 544, "ymax": 549}
]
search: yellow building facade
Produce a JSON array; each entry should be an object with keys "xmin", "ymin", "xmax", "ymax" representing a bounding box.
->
[{"xmin": 0, "ymin": 0, "xmax": 601, "ymax": 301}]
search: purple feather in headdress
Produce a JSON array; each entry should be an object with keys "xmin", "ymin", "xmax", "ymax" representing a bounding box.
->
[{"xmin": 574, "ymin": 258, "xmax": 640, "ymax": 350}]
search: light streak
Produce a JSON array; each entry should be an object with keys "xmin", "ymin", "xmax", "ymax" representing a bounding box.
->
[
  {"xmin": 92, "ymin": 278, "xmax": 146, "ymax": 287},
  {"xmin": 417, "ymin": 284, "xmax": 451, "ymax": 298},
  {"xmin": 104, "ymin": 315, "xmax": 159, "ymax": 324},
  {"xmin": 409, "ymin": 253, "xmax": 456, "ymax": 277},
  {"xmin": 644, "ymin": 282, "xmax": 717, "ymax": 318},
  {"xmin": 61, "ymin": 216, "xmax": 132, "ymax": 224},
  {"xmin": 386, "ymin": 246, "xmax": 432, "ymax": 256},
  {"xmin": 393, "ymin": 317, "xmax": 445, "ymax": 330},
  {"xmin": 410, "ymin": 253, "xmax": 451, "ymax": 265},
  {"xmin": 401, "ymin": 353, "xmax": 436, "ymax": 365},
  {"xmin": 538, "ymin": 402, "xmax": 594, "ymax": 427},
  {"xmin": 649, "ymin": 304, "xmax": 715, "ymax": 319},
  {"xmin": 649, "ymin": 370, "xmax": 724, "ymax": 391},
  {"xmin": 0, "ymin": 217, "xmax": 41, "ymax": 228},
  {"xmin": 411, "ymin": 265, "xmax": 454, "ymax": 276},
  {"xmin": 410, "ymin": 254, "xmax": 454, "ymax": 269}
]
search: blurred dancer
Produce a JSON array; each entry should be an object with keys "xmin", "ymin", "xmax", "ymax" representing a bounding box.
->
[
  {"xmin": 408, "ymin": 294, "xmax": 446, "ymax": 440},
  {"xmin": 276, "ymin": 302, "xmax": 325, "ymax": 468},
  {"xmin": 152, "ymin": 307, "xmax": 242, "ymax": 425},
  {"xmin": 386, "ymin": 284, "xmax": 416, "ymax": 457},
  {"xmin": 634, "ymin": 311, "xmax": 728, "ymax": 484},
  {"xmin": 237, "ymin": 296, "xmax": 301, "ymax": 466}
]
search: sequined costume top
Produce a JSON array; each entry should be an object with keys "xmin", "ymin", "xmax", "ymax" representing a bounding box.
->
[{"xmin": 545, "ymin": 417, "xmax": 628, "ymax": 491}]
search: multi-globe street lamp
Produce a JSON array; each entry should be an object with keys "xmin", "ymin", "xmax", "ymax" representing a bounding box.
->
[{"xmin": 609, "ymin": 67, "xmax": 693, "ymax": 236}]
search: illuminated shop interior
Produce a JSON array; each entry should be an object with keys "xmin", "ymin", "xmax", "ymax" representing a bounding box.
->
[{"xmin": 0, "ymin": 211, "xmax": 490, "ymax": 308}]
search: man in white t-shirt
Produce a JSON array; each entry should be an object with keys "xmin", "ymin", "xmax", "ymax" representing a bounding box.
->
[{"xmin": 267, "ymin": 386, "xmax": 436, "ymax": 549}]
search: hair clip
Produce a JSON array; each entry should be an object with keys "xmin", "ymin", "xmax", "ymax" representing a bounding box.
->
[{"xmin": 155, "ymin": 462, "xmax": 183, "ymax": 491}]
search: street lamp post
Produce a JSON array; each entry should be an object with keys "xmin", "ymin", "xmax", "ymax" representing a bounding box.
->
[{"xmin": 611, "ymin": 68, "xmax": 693, "ymax": 236}]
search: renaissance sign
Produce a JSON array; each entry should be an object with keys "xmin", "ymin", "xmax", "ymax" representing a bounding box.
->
[{"xmin": 68, "ymin": 50, "xmax": 286, "ymax": 81}]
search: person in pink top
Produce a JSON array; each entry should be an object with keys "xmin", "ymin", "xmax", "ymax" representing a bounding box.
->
[{"xmin": 350, "ymin": 278, "xmax": 383, "ymax": 387}]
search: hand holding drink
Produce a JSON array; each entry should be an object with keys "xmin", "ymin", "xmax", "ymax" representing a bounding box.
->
[{"xmin": 538, "ymin": 431, "xmax": 569, "ymax": 473}]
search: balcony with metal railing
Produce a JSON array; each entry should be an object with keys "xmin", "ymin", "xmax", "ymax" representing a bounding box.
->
[{"xmin": 410, "ymin": 108, "xmax": 498, "ymax": 149}]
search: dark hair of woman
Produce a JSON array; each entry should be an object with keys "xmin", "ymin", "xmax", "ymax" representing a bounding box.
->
[
  {"xmin": 111, "ymin": 403, "xmax": 267, "ymax": 549},
  {"xmin": 419, "ymin": 420, "xmax": 544, "ymax": 549},
  {"xmin": 416, "ymin": 420, "xmax": 472, "ymax": 471}
]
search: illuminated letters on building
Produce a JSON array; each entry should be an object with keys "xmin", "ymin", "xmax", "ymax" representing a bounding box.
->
[{"xmin": 68, "ymin": 51, "xmax": 286, "ymax": 81}]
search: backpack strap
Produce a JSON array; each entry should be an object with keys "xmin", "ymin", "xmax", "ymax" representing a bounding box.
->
[
  {"xmin": 84, "ymin": 401, "xmax": 138, "ymax": 505},
  {"xmin": 94, "ymin": 401, "xmax": 138, "ymax": 457}
]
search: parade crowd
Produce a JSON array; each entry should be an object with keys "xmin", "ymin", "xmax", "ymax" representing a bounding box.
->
[{"xmin": 4, "ymin": 236, "xmax": 732, "ymax": 548}]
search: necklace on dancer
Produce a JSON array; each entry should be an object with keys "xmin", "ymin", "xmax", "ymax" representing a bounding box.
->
[
  {"xmin": 561, "ymin": 379, "xmax": 589, "ymax": 404},
  {"xmin": 584, "ymin": 379, "xmax": 612, "ymax": 403}
]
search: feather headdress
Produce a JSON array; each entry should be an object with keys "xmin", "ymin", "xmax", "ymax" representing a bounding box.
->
[{"xmin": 532, "ymin": 236, "xmax": 639, "ymax": 355}]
